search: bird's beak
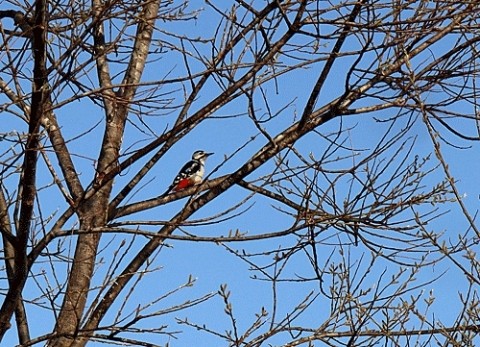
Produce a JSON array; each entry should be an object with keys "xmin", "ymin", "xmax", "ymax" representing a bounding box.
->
[{"xmin": 205, "ymin": 152, "xmax": 214, "ymax": 157}]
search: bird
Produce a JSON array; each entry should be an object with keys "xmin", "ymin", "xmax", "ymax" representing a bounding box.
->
[{"xmin": 163, "ymin": 150, "xmax": 213, "ymax": 196}]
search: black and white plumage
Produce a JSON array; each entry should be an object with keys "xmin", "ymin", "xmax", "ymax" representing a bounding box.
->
[{"xmin": 164, "ymin": 150, "xmax": 213, "ymax": 195}]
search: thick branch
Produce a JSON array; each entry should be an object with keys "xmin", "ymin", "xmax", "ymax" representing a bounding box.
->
[
  {"xmin": 298, "ymin": 0, "xmax": 367, "ymax": 129},
  {"xmin": 0, "ymin": 188, "xmax": 30, "ymax": 343},
  {"xmin": 0, "ymin": 0, "xmax": 47, "ymax": 341},
  {"xmin": 51, "ymin": 2, "xmax": 161, "ymax": 347}
]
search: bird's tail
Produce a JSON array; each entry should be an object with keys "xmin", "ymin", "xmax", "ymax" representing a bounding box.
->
[{"xmin": 159, "ymin": 184, "xmax": 174, "ymax": 199}]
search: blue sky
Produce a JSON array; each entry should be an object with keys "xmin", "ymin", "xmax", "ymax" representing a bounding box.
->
[{"xmin": 1, "ymin": 1, "xmax": 480, "ymax": 346}]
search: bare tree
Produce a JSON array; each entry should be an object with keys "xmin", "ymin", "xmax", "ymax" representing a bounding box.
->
[{"xmin": 0, "ymin": 0, "xmax": 479, "ymax": 346}]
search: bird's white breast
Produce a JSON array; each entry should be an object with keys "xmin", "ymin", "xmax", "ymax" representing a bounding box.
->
[{"xmin": 191, "ymin": 163, "xmax": 205, "ymax": 184}]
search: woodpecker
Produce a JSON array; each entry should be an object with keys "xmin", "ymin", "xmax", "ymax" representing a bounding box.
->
[{"xmin": 164, "ymin": 150, "xmax": 213, "ymax": 195}]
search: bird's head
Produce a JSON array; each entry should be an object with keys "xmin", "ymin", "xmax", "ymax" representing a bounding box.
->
[{"xmin": 192, "ymin": 150, "xmax": 214, "ymax": 161}]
